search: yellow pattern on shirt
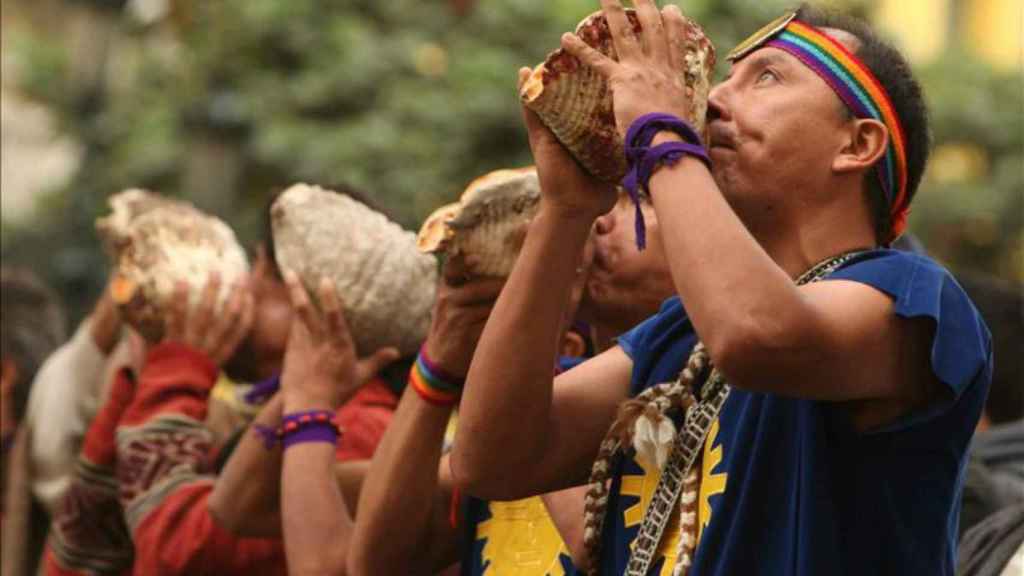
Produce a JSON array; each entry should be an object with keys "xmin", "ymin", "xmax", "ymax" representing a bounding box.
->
[
  {"xmin": 476, "ymin": 496, "xmax": 571, "ymax": 575},
  {"xmin": 620, "ymin": 417, "xmax": 728, "ymax": 575}
]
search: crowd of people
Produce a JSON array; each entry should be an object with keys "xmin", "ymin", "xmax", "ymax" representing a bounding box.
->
[{"xmin": 1, "ymin": 1, "xmax": 1021, "ymax": 575}]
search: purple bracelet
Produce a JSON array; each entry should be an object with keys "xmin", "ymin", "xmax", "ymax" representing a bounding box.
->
[
  {"xmin": 622, "ymin": 113, "xmax": 711, "ymax": 250},
  {"xmin": 244, "ymin": 374, "xmax": 281, "ymax": 405},
  {"xmin": 252, "ymin": 409, "xmax": 341, "ymax": 450}
]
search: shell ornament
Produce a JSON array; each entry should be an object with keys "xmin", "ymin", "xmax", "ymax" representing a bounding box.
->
[
  {"xmin": 417, "ymin": 167, "xmax": 540, "ymax": 278},
  {"xmin": 96, "ymin": 189, "xmax": 250, "ymax": 342},
  {"xmin": 521, "ymin": 9, "xmax": 715, "ymax": 183},
  {"xmin": 272, "ymin": 183, "xmax": 438, "ymax": 357}
]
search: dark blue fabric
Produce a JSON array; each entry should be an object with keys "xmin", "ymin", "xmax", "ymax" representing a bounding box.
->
[{"xmin": 602, "ymin": 249, "xmax": 992, "ymax": 576}]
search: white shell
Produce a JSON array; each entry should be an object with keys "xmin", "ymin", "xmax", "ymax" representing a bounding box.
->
[
  {"xmin": 272, "ymin": 183, "xmax": 438, "ymax": 356},
  {"xmin": 417, "ymin": 167, "xmax": 540, "ymax": 278},
  {"xmin": 632, "ymin": 412, "xmax": 677, "ymax": 471},
  {"xmin": 95, "ymin": 189, "xmax": 250, "ymax": 342}
]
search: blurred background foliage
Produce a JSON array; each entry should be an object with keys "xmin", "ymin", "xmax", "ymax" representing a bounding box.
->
[{"xmin": 1, "ymin": 0, "xmax": 1020, "ymax": 320}]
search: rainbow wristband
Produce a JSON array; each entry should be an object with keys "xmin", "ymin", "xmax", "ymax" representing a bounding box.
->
[{"xmin": 409, "ymin": 347, "xmax": 464, "ymax": 406}]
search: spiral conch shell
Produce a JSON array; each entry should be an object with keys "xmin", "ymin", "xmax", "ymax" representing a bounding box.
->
[
  {"xmin": 521, "ymin": 9, "xmax": 715, "ymax": 183},
  {"xmin": 95, "ymin": 189, "xmax": 250, "ymax": 342},
  {"xmin": 417, "ymin": 167, "xmax": 540, "ymax": 278},
  {"xmin": 271, "ymin": 183, "xmax": 437, "ymax": 356}
]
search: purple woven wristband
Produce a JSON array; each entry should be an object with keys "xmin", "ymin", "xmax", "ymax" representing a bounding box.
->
[
  {"xmin": 244, "ymin": 374, "xmax": 281, "ymax": 405},
  {"xmin": 621, "ymin": 113, "xmax": 710, "ymax": 250},
  {"xmin": 281, "ymin": 424, "xmax": 338, "ymax": 449}
]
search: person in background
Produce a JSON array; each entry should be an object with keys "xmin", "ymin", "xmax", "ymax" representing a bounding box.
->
[
  {"xmin": 1, "ymin": 266, "xmax": 67, "ymax": 576},
  {"xmin": 24, "ymin": 275, "xmax": 124, "ymax": 516},
  {"xmin": 349, "ymin": 188, "xmax": 682, "ymax": 576}
]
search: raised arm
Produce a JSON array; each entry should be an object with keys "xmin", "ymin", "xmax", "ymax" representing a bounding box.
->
[
  {"xmin": 210, "ymin": 355, "xmax": 395, "ymax": 537},
  {"xmin": 350, "ymin": 268, "xmax": 503, "ymax": 575},
  {"xmin": 207, "ymin": 394, "xmax": 284, "ymax": 536},
  {"xmin": 278, "ymin": 273, "xmax": 380, "ymax": 576},
  {"xmin": 451, "ymin": 68, "xmax": 632, "ymax": 500}
]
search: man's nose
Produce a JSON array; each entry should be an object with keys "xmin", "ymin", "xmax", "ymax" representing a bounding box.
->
[
  {"xmin": 707, "ymin": 81, "xmax": 730, "ymax": 124},
  {"xmin": 594, "ymin": 210, "xmax": 616, "ymax": 236}
]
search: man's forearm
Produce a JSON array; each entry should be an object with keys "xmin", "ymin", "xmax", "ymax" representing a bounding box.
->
[
  {"xmin": 282, "ymin": 442, "xmax": 352, "ymax": 576},
  {"xmin": 208, "ymin": 395, "xmax": 284, "ymax": 536},
  {"xmin": 453, "ymin": 206, "xmax": 592, "ymax": 493},
  {"xmin": 647, "ymin": 151, "xmax": 837, "ymax": 384},
  {"xmin": 349, "ymin": 386, "xmax": 457, "ymax": 575}
]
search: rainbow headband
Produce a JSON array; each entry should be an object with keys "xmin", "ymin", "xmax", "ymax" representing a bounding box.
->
[{"xmin": 728, "ymin": 13, "xmax": 910, "ymax": 240}]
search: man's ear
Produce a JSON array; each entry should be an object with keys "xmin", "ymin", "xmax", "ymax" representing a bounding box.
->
[
  {"xmin": 559, "ymin": 331, "xmax": 587, "ymax": 359},
  {"xmin": 1, "ymin": 357, "xmax": 18, "ymax": 395},
  {"xmin": 833, "ymin": 118, "xmax": 888, "ymax": 175}
]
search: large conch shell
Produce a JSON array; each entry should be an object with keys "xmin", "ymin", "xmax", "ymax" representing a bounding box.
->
[
  {"xmin": 417, "ymin": 167, "xmax": 540, "ymax": 278},
  {"xmin": 96, "ymin": 189, "xmax": 250, "ymax": 342},
  {"xmin": 521, "ymin": 9, "xmax": 715, "ymax": 183},
  {"xmin": 271, "ymin": 183, "xmax": 437, "ymax": 356}
]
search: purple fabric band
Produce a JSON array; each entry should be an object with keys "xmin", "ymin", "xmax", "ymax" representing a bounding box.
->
[
  {"xmin": 2, "ymin": 432, "xmax": 15, "ymax": 454},
  {"xmin": 244, "ymin": 374, "xmax": 281, "ymax": 404},
  {"xmin": 252, "ymin": 424, "xmax": 279, "ymax": 449},
  {"xmin": 622, "ymin": 113, "xmax": 710, "ymax": 250},
  {"xmin": 281, "ymin": 424, "xmax": 338, "ymax": 449}
]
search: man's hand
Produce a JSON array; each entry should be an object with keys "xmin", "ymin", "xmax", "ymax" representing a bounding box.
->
[
  {"xmin": 518, "ymin": 69, "xmax": 617, "ymax": 221},
  {"xmin": 164, "ymin": 272, "xmax": 254, "ymax": 366},
  {"xmin": 561, "ymin": 0, "xmax": 694, "ymax": 138},
  {"xmin": 423, "ymin": 259, "xmax": 506, "ymax": 377},
  {"xmin": 280, "ymin": 272, "xmax": 396, "ymax": 412}
]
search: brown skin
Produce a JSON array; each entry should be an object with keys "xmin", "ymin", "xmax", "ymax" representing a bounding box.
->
[
  {"xmin": 581, "ymin": 191, "xmax": 675, "ymax": 349},
  {"xmin": 350, "ymin": 263, "xmax": 505, "ymax": 576},
  {"xmin": 223, "ymin": 247, "xmax": 293, "ymax": 383},
  {"xmin": 164, "ymin": 272, "xmax": 255, "ymax": 367},
  {"xmin": 207, "ymin": 246, "xmax": 398, "ymax": 538},
  {"xmin": 452, "ymin": 0, "xmax": 940, "ymax": 501},
  {"xmin": 89, "ymin": 278, "xmax": 124, "ymax": 355},
  {"xmin": 279, "ymin": 271, "xmax": 388, "ymax": 576},
  {"xmin": 350, "ymin": 244, "xmax": 599, "ymax": 575}
]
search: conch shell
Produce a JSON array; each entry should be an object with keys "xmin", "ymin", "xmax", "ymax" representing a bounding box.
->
[
  {"xmin": 96, "ymin": 189, "xmax": 250, "ymax": 342},
  {"xmin": 271, "ymin": 183, "xmax": 437, "ymax": 356},
  {"xmin": 417, "ymin": 167, "xmax": 540, "ymax": 278},
  {"xmin": 521, "ymin": 9, "xmax": 715, "ymax": 183}
]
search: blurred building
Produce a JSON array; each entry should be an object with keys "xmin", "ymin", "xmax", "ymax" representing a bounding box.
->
[{"xmin": 874, "ymin": 0, "xmax": 1021, "ymax": 69}]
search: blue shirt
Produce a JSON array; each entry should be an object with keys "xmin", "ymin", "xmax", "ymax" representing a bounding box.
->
[{"xmin": 604, "ymin": 249, "xmax": 993, "ymax": 575}]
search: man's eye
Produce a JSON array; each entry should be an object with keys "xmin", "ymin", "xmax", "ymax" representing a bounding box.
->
[{"xmin": 756, "ymin": 69, "xmax": 777, "ymax": 83}]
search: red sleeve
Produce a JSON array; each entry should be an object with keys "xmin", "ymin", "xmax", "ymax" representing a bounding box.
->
[
  {"xmin": 334, "ymin": 378, "xmax": 398, "ymax": 461},
  {"xmin": 115, "ymin": 342, "xmax": 287, "ymax": 575},
  {"xmin": 45, "ymin": 369, "xmax": 136, "ymax": 576},
  {"xmin": 129, "ymin": 483, "xmax": 285, "ymax": 576}
]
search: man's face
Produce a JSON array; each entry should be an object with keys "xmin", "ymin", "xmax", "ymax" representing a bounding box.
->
[
  {"xmin": 706, "ymin": 40, "xmax": 855, "ymax": 228},
  {"xmin": 223, "ymin": 249, "xmax": 293, "ymax": 383},
  {"xmin": 580, "ymin": 192, "xmax": 675, "ymax": 332}
]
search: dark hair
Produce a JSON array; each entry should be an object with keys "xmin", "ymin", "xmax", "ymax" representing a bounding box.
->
[
  {"xmin": 261, "ymin": 182, "xmax": 388, "ymax": 278},
  {"xmin": 796, "ymin": 4, "xmax": 932, "ymax": 243},
  {"xmin": 959, "ymin": 272, "xmax": 1024, "ymax": 424},
  {"xmin": 0, "ymin": 267, "xmax": 66, "ymax": 421}
]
